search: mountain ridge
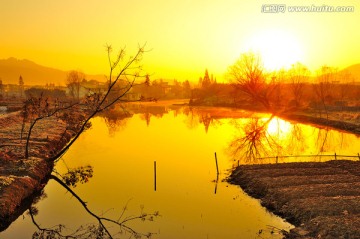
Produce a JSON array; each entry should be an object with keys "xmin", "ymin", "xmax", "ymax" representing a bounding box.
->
[
  {"xmin": 339, "ymin": 64, "xmax": 360, "ymax": 82},
  {"xmin": 1, "ymin": 57, "xmax": 360, "ymax": 85},
  {"xmin": 0, "ymin": 58, "xmax": 106, "ymax": 85}
]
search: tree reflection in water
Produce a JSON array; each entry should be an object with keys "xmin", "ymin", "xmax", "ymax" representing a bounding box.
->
[
  {"xmin": 228, "ymin": 114, "xmax": 355, "ymax": 164},
  {"xmin": 100, "ymin": 104, "xmax": 354, "ymax": 165},
  {"xmin": 102, "ymin": 104, "xmax": 227, "ymax": 134},
  {"xmin": 286, "ymin": 123, "xmax": 306, "ymax": 154},
  {"xmin": 313, "ymin": 127, "xmax": 350, "ymax": 157},
  {"xmin": 182, "ymin": 107, "xmax": 222, "ymax": 133},
  {"xmin": 29, "ymin": 165, "xmax": 159, "ymax": 239},
  {"xmin": 102, "ymin": 106, "xmax": 133, "ymax": 136},
  {"xmin": 139, "ymin": 106, "xmax": 168, "ymax": 127},
  {"xmin": 228, "ymin": 116, "xmax": 281, "ymax": 163},
  {"xmin": 198, "ymin": 112, "xmax": 222, "ymax": 133}
]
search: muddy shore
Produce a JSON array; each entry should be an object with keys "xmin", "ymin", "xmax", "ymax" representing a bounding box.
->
[
  {"xmin": 0, "ymin": 112, "xmax": 73, "ymax": 230},
  {"xmin": 0, "ymin": 157, "xmax": 53, "ymax": 230},
  {"xmin": 281, "ymin": 111, "xmax": 360, "ymax": 136},
  {"xmin": 228, "ymin": 160, "xmax": 360, "ymax": 238}
]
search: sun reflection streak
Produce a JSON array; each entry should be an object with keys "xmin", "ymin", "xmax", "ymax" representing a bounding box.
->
[{"xmin": 266, "ymin": 117, "xmax": 292, "ymax": 138}]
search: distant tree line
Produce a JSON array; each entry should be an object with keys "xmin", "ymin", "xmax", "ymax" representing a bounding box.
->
[
  {"xmin": 135, "ymin": 74, "xmax": 191, "ymax": 100},
  {"xmin": 190, "ymin": 52, "xmax": 360, "ymax": 117},
  {"xmin": 0, "ymin": 73, "xmax": 193, "ymax": 106}
]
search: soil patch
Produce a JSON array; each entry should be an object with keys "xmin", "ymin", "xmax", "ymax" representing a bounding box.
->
[
  {"xmin": 228, "ymin": 160, "xmax": 360, "ymax": 238},
  {"xmin": 0, "ymin": 157, "xmax": 53, "ymax": 230},
  {"xmin": 0, "ymin": 112, "xmax": 74, "ymax": 231}
]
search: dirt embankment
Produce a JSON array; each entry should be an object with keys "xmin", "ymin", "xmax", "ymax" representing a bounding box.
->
[
  {"xmin": 281, "ymin": 111, "xmax": 360, "ymax": 135},
  {"xmin": 0, "ymin": 112, "xmax": 74, "ymax": 230},
  {"xmin": 0, "ymin": 157, "xmax": 53, "ymax": 230},
  {"xmin": 228, "ymin": 160, "xmax": 360, "ymax": 238}
]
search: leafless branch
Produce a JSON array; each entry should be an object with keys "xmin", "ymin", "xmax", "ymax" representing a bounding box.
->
[{"xmin": 30, "ymin": 174, "xmax": 159, "ymax": 239}]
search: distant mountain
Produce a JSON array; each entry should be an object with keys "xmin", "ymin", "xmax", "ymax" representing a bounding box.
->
[
  {"xmin": 339, "ymin": 64, "xmax": 360, "ymax": 82},
  {"xmin": 0, "ymin": 58, "xmax": 106, "ymax": 85}
]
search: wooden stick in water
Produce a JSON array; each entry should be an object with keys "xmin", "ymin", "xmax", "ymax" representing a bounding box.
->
[
  {"xmin": 215, "ymin": 152, "xmax": 219, "ymax": 176},
  {"xmin": 154, "ymin": 161, "xmax": 157, "ymax": 191}
]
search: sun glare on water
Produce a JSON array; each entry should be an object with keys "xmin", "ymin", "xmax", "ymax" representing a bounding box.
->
[
  {"xmin": 266, "ymin": 117, "xmax": 292, "ymax": 137},
  {"xmin": 244, "ymin": 29, "xmax": 305, "ymax": 70}
]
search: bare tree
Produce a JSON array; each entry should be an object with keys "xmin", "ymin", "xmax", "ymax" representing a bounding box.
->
[
  {"xmin": 20, "ymin": 44, "xmax": 147, "ymax": 161},
  {"xmin": 49, "ymin": 44, "xmax": 147, "ymax": 161},
  {"xmin": 227, "ymin": 52, "xmax": 271, "ymax": 110},
  {"xmin": 17, "ymin": 45, "xmax": 157, "ymax": 239},
  {"xmin": 21, "ymin": 95, "xmax": 78, "ymax": 158},
  {"xmin": 337, "ymin": 71, "xmax": 353, "ymax": 111},
  {"xmin": 313, "ymin": 66, "xmax": 338, "ymax": 119},
  {"xmin": 66, "ymin": 71, "xmax": 84, "ymax": 101},
  {"xmin": 288, "ymin": 62, "xmax": 310, "ymax": 108},
  {"xmin": 268, "ymin": 69, "xmax": 286, "ymax": 110}
]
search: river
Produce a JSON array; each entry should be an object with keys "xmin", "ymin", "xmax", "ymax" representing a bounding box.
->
[{"xmin": 2, "ymin": 102, "xmax": 360, "ymax": 238}]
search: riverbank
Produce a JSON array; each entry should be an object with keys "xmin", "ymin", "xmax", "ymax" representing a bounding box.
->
[
  {"xmin": 190, "ymin": 99, "xmax": 360, "ymax": 136},
  {"xmin": 134, "ymin": 99, "xmax": 360, "ymax": 136},
  {"xmin": 228, "ymin": 160, "xmax": 360, "ymax": 238},
  {"xmin": 280, "ymin": 110, "xmax": 360, "ymax": 135},
  {"xmin": 0, "ymin": 157, "xmax": 53, "ymax": 230},
  {"xmin": 0, "ymin": 112, "xmax": 73, "ymax": 230}
]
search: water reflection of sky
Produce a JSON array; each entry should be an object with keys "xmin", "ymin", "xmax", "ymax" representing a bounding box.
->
[
  {"xmin": 4, "ymin": 104, "xmax": 360, "ymax": 238},
  {"xmin": 103, "ymin": 104, "xmax": 360, "ymax": 164}
]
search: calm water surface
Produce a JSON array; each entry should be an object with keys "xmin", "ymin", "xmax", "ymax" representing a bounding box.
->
[{"xmin": 2, "ymin": 104, "xmax": 360, "ymax": 238}]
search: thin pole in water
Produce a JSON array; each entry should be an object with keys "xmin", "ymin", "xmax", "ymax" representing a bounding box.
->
[
  {"xmin": 154, "ymin": 161, "xmax": 157, "ymax": 191},
  {"xmin": 214, "ymin": 152, "xmax": 219, "ymax": 194},
  {"xmin": 214, "ymin": 180, "xmax": 218, "ymax": 194},
  {"xmin": 214, "ymin": 152, "xmax": 219, "ymax": 176}
]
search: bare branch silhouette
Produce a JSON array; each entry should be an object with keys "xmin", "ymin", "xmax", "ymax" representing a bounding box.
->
[
  {"xmin": 227, "ymin": 52, "xmax": 272, "ymax": 110},
  {"xmin": 228, "ymin": 116, "xmax": 281, "ymax": 163},
  {"xmin": 48, "ymin": 44, "xmax": 147, "ymax": 162},
  {"xmin": 28, "ymin": 174, "xmax": 159, "ymax": 239}
]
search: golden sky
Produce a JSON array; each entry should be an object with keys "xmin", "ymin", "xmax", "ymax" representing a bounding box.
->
[{"xmin": 1, "ymin": 0, "xmax": 359, "ymax": 82}]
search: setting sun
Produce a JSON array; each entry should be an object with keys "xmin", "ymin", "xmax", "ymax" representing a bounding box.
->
[
  {"xmin": 243, "ymin": 29, "xmax": 304, "ymax": 70},
  {"xmin": 1, "ymin": 1, "xmax": 359, "ymax": 82}
]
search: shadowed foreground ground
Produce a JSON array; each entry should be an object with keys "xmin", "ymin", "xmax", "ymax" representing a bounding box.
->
[
  {"xmin": 228, "ymin": 160, "xmax": 360, "ymax": 238},
  {"xmin": 0, "ymin": 112, "xmax": 73, "ymax": 230},
  {"xmin": 0, "ymin": 157, "xmax": 53, "ymax": 230}
]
